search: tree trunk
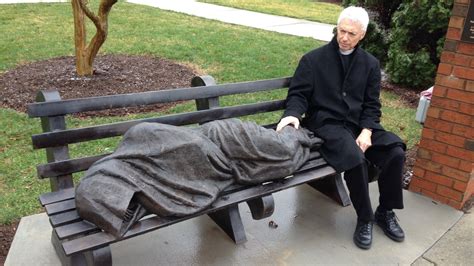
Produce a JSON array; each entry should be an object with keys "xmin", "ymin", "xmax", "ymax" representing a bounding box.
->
[
  {"xmin": 71, "ymin": 0, "xmax": 117, "ymax": 76},
  {"xmin": 72, "ymin": 0, "xmax": 92, "ymax": 76}
]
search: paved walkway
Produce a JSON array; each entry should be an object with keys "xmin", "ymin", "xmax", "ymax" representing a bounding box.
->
[
  {"xmin": 127, "ymin": 0, "xmax": 335, "ymax": 42},
  {"xmin": 6, "ymin": 183, "xmax": 472, "ymax": 265}
]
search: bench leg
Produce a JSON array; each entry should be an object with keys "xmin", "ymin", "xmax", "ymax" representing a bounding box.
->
[
  {"xmin": 246, "ymin": 195, "xmax": 275, "ymax": 220},
  {"xmin": 51, "ymin": 231, "xmax": 112, "ymax": 266},
  {"xmin": 307, "ymin": 173, "xmax": 351, "ymax": 207},
  {"xmin": 208, "ymin": 204, "xmax": 247, "ymax": 244}
]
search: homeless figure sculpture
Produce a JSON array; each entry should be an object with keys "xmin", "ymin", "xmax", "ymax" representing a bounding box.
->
[{"xmin": 76, "ymin": 118, "xmax": 322, "ymax": 237}]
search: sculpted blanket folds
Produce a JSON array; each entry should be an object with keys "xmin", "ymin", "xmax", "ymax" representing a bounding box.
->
[{"xmin": 75, "ymin": 118, "xmax": 322, "ymax": 237}]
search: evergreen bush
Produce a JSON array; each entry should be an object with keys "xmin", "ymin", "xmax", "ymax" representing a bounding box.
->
[
  {"xmin": 386, "ymin": 0, "xmax": 453, "ymax": 88},
  {"xmin": 341, "ymin": 0, "xmax": 453, "ymax": 89}
]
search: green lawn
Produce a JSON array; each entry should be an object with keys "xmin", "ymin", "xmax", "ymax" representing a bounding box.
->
[
  {"xmin": 0, "ymin": 2, "xmax": 421, "ymax": 224},
  {"xmin": 198, "ymin": 0, "xmax": 342, "ymax": 24}
]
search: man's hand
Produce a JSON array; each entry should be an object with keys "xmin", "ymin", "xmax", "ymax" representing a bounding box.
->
[
  {"xmin": 276, "ymin": 116, "xmax": 300, "ymax": 132},
  {"xmin": 356, "ymin": 128, "xmax": 372, "ymax": 152}
]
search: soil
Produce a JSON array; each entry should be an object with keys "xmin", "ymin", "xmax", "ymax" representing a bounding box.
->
[
  {"xmin": 0, "ymin": 55, "xmax": 198, "ymax": 117},
  {"xmin": 0, "ymin": 54, "xmax": 421, "ymax": 263},
  {"xmin": 0, "ymin": 222, "xmax": 18, "ymax": 265}
]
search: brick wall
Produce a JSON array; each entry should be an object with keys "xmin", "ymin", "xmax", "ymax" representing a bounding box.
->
[{"xmin": 409, "ymin": 0, "xmax": 474, "ymax": 210}]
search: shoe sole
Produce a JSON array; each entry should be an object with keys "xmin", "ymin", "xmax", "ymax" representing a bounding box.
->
[
  {"xmin": 353, "ymin": 236, "xmax": 371, "ymax": 250},
  {"xmin": 376, "ymin": 222, "xmax": 405, "ymax": 242}
]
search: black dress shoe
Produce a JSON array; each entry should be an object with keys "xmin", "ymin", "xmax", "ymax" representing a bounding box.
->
[
  {"xmin": 375, "ymin": 209, "xmax": 405, "ymax": 242},
  {"xmin": 353, "ymin": 221, "xmax": 373, "ymax": 249}
]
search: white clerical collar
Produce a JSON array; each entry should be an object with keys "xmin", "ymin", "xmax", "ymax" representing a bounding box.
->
[{"xmin": 339, "ymin": 49, "xmax": 355, "ymax": 55}]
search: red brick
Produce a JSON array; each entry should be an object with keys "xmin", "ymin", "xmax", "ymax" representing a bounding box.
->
[
  {"xmin": 452, "ymin": 123, "xmax": 472, "ymax": 138},
  {"xmin": 425, "ymin": 171, "xmax": 454, "ymax": 187},
  {"xmin": 449, "ymin": 16, "xmax": 464, "ymax": 29},
  {"xmin": 437, "ymin": 185, "xmax": 463, "ymax": 201},
  {"xmin": 458, "ymin": 102, "xmax": 473, "ymax": 115},
  {"xmin": 437, "ymin": 63, "xmax": 453, "ymax": 75},
  {"xmin": 442, "ymin": 166, "xmax": 470, "ymax": 182},
  {"xmin": 410, "ymin": 177, "xmax": 437, "ymax": 192},
  {"xmin": 417, "ymin": 148, "xmax": 432, "ymax": 159},
  {"xmin": 421, "ymin": 189, "xmax": 449, "ymax": 204},
  {"xmin": 432, "ymin": 85, "xmax": 448, "ymax": 97},
  {"xmin": 446, "ymin": 145, "xmax": 474, "ymax": 160},
  {"xmin": 427, "ymin": 107, "xmax": 441, "ymax": 119},
  {"xmin": 454, "ymin": 54, "xmax": 472, "ymax": 67},
  {"xmin": 458, "ymin": 160, "xmax": 472, "ymax": 172},
  {"xmin": 431, "ymin": 153, "xmax": 460, "ymax": 169},
  {"xmin": 440, "ymin": 51, "xmax": 455, "ymax": 64},
  {"xmin": 453, "ymin": 66, "xmax": 474, "ymax": 80},
  {"xmin": 419, "ymin": 139, "xmax": 448, "ymax": 154},
  {"xmin": 434, "ymin": 131, "xmax": 465, "ymax": 148},
  {"xmin": 455, "ymin": 0, "xmax": 469, "ymax": 5},
  {"xmin": 413, "ymin": 166, "xmax": 426, "ymax": 178},
  {"xmin": 409, "ymin": 185, "xmax": 422, "ymax": 193},
  {"xmin": 447, "ymin": 88, "xmax": 474, "ymax": 104},
  {"xmin": 440, "ymin": 110, "xmax": 471, "ymax": 125},
  {"xmin": 458, "ymin": 42, "xmax": 474, "ymax": 55},
  {"xmin": 421, "ymin": 128, "xmax": 435, "ymax": 139},
  {"xmin": 431, "ymin": 97, "xmax": 460, "ymax": 112},
  {"xmin": 417, "ymin": 158, "xmax": 443, "ymax": 174},
  {"xmin": 447, "ymin": 27, "xmax": 461, "ymax": 40},
  {"xmin": 424, "ymin": 119, "xmax": 453, "ymax": 133},
  {"xmin": 453, "ymin": 180, "xmax": 468, "ymax": 192},
  {"xmin": 466, "ymin": 81, "xmax": 474, "ymax": 92},
  {"xmin": 448, "ymin": 199, "xmax": 463, "ymax": 209},
  {"xmin": 436, "ymin": 75, "xmax": 465, "ymax": 89}
]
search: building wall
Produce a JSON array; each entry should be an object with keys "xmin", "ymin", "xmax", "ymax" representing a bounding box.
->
[{"xmin": 410, "ymin": 0, "xmax": 474, "ymax": 210}]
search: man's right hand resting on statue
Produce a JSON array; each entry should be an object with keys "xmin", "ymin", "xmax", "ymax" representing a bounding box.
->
[{"xmin": 276, "ymin": 116, "xmax": 300, "ymax": 131}]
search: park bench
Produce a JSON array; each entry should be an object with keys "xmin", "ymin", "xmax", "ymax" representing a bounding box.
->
[{"xmin": 27, "ymin": 75, "xmax": 353, "ymax": 266}]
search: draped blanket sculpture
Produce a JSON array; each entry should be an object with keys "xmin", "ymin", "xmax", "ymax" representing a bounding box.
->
[{"xmin": 76, "ymin": 119, "xmax": 322, "ymax": 237}]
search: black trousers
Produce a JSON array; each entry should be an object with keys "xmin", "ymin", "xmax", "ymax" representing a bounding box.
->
[{"xmin": 344, "ymin": 145, "xmax": 405, "ymax": 223}]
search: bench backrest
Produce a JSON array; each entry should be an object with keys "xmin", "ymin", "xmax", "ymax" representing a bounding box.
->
[{"xmin": 28, "ymin": 75, "xmax": 291, "ymax": 192}]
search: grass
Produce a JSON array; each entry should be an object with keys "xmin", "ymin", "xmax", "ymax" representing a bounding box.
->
[
  {"xmin": 0, "ymin": 2, "xmax": 421, "ymax": 224},
  {"xmin": 198, "ymin": 0, "xmax": 343, "ymax": 24}
]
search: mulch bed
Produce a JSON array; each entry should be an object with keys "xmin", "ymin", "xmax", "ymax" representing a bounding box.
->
[
  {"xmin": 0, "ymin": 54, "xmax": 421, "ymax": 263},
  {"xmin": 0, "ymin": 221, "xmax": 18, "ymax": 265},
  {"xmin": 0, "ymin": 55, "xmax": 198, "ymax": 117}
]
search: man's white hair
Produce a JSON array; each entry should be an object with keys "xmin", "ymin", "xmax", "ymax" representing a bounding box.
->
[{"xmin": 337, "ymin": 6, "xmax": 370, "ymax": 32}]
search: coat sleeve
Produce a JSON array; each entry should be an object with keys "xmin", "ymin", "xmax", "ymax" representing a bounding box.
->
[
  {"xmin": 359, "ymin": 59, "xmax": 383, "ymax": 130},
  {"xmin": 283, "ymin": 55, "xmax": 314, "ymax": 120}
]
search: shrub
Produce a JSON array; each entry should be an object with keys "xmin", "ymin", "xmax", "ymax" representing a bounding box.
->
[{"xmin": 385, "ymin": 0, "xmax": 453, "ymax": 88}]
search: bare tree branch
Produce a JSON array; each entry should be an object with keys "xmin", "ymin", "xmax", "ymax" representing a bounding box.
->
[{"xmin": 78, "ymin": 0, "xmax": 100, "ymax": 29}]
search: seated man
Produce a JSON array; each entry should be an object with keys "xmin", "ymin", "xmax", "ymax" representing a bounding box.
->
[{"xmin": 276, "ymin": 6, "xmax": 406, "ymax": 250}]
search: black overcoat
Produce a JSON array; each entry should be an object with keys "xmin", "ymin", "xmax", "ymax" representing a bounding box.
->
[{"xmin": 283, "ymin": 38, "xmax": 405, "ymax": 172}]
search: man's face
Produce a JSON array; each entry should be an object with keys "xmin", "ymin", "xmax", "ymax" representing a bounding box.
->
[{"xmin": 336, "ymin": 18, "xmax": 366, "ymax": 52}]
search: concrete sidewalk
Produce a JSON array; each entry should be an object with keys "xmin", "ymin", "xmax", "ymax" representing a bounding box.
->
[
  {"xmin": 127, "ymin": 0, "xmax": 335, "ymax": 42},
  {"xmin": 6, "ymin": 183, "xmax": 471, "ymax": 265}
]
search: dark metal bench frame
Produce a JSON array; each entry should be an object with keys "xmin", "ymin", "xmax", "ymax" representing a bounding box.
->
[{"xmin": 28, "ymin": 75, "xmax": 351, "ymax": 266}]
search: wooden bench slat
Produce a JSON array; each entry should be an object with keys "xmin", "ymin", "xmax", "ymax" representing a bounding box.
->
[
  {"xmin": 39, "ymin": 187, "xmax": 75, "ymax": 206},
  {"xmin": 45, "ymin": 199, "xmax": 75, "ymax": 215},
  {"xmin": 50, "ymin": 210, "xmax": 81, "ymax": 227},
  {"xmin": 62, "ymin": 165, "xmax": 335, "ymax": 255},
  {"xmin": 56, "ymin": 220, "xmax": 99, "ymax": 239},
  {"xmin": 27, "ymin": 77, "xmax": 290, "ymax": 117},
  {"xmin": 37, "ymin": 154, "xmax": 110, "ymax": 179},
  {"xmin": 32, "ymin": 100, "xmax": 285, "ymax": 149}
]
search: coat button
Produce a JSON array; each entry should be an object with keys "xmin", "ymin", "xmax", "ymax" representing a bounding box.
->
[{"xmin": 342, "ymin": 92, "xmax": 347, "ymax": 97}]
